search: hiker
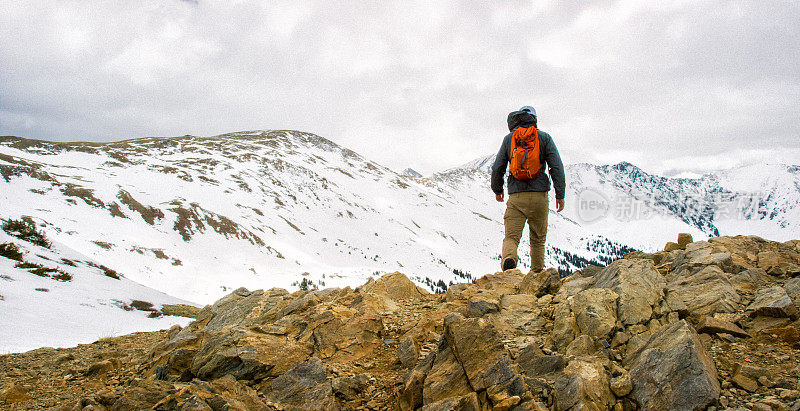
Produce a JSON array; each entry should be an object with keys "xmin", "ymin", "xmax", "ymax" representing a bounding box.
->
[{"xmin": 491, "ymin": 106, "xmax": 565, "ymax": 273}]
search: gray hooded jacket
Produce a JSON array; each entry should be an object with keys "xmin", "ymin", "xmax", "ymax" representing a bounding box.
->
[{"xmin": 490, "ymin": 110, "xmax": 566, "ymax": 199}]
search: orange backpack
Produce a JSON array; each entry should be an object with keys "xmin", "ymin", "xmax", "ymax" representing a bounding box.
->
[{"xmin": 509, "ymin": 126, "xmax": 542, "ymax": 181}]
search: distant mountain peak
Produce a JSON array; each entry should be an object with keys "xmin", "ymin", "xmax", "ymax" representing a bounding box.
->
[{"xmin": 402, "ymin": 168, "xmax": 423, "ymax": 178}]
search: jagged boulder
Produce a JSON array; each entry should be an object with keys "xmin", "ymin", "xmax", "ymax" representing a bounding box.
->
[
  {"xmin": 549, "ymin": 302, "xmax": 578, "ymax": 352},
  {"xmin": 728, "ymin": 268, "xmax": 771, "ymax": 295},
  {"xmin": 666, "ymin": 265, "xmax": 741, "ymax": 320},
  {"xmin": 398, "ymin": 351, "xmax": 436, "ymax": 411},
  {"xmin": 397, "ymin": 337, "xmax": 419, "ymax": 368},
  {"xmin": 746, "ymin": 286, "xmax": 799, "ymax": 319},
  {"xmin": 673, "ymin": 241, "xmax": 735, "ymax": 273},
  {"xmin": 678, "ymin": 233, "xmax": 694, "ymax": 248},
  {"xmin": 553, "ymin": 357, "xmax": 615, "ymax": 411},
  {"xmin": 756, "ymin": 248, "xmax": 800, "ymax": 277},
  {"xmin": 570, "ymin": 288, "xmax": 619, "ymax": 338},
  {"xmin": 152, "ymin": 376, "xmax": 267, "ymax": 410},
  {"xmin": 625, "ymin": 320, "xmax": 720, "ymax": 410},
  {"xmin": 264, "ymin": 357, "xmax": 338, "ymax": 410},
  {"xmin": 420, "ymin": 392, "xmax": 480, "ymax": 411},
  {"xmin": 422, "ymin": 339, "xmax": 472, "ymax": 404},
  {"xmin": 190, "ymin": 330, "xmax": 313, "ymax": 381},
  {"xmin": 359, "ymin": 271, "xmax": 429, "ymax": 300},
  {"xmin": 594, "ymin": 259, "xmax": 665, "ymax": 326},
  {"xmin": 474, "ymin": 270, "xmax": 525, "ymax": 296},
  {"xmin": 199, "ymin": 288, "xmax": 268, "ymax": 334},
  {"xmin": 442, "ymin": 313, "xmax": 533, "ymax": 408},
  {"xmin": 785, "ymin": 277, "xmax": 800, "ymax": 307},
  {"xmin": 519, "ymin": 268, "xmax": 560, "ymax": 297}
]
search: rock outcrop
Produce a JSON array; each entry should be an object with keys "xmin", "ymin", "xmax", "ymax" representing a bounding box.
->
[{"xmin": 1, "ymin": 234, "xmax": 800, "ymax": 410}]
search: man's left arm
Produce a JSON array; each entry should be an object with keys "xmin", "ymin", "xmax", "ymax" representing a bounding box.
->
[{"xmin": 543, "ymin": 133, "xmax": 566, "ymax": 211}]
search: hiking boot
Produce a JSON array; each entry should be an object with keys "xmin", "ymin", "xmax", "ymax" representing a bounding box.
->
[{"xmin": 502, "ymin": 258, "xmax": 516, "ymax": 271}]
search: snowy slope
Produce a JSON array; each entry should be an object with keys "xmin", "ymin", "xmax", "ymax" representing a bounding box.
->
[
  {"xmin": 0, "ymin": 229, "xmax": 193, "ymax": 353},
  {"xmin": 3, "ymin": 131, "xmax": 796, "ymax": 309},
  {"xmin": 0, "ymin": 131, "xmax": 634, "ymax": 306}
]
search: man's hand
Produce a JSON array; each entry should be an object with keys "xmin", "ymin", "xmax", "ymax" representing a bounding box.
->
[
  {"xmin": 555, "ymin": 198, "xmax": 565, "ymax": 212},
  {"xmin": 495, "ymin": 193, "xmax": 504, "ymax": 202}
]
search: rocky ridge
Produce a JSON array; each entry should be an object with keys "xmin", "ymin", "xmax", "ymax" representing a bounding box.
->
[{"xmin": 2, "ymin": 235, "xmax": 800, "ymax": 410}]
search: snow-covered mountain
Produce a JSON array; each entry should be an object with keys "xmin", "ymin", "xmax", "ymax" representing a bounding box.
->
[
  {"xmin": 468, "ymin": 154, "xmax": 800, "ymax": 244},
  {"xmin": 2, "ymin": 131, "xmax": 798, "ymax": 308},
  {"xmin": 0, "ymin": 131, "xmax": 632, "ymax": 306}
]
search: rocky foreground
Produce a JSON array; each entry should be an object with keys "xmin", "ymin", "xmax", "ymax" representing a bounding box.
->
[{"xmin": 2, "ymin": 235, "xmax": 800, "ymax": 410}]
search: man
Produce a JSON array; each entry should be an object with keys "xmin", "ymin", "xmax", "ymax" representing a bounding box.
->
[{"xmin": 491, "ymin": 106, "xmax": 565, "ymax": 272}]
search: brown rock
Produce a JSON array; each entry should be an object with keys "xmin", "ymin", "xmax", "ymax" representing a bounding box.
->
[
  {"xmin": 696, "ymin": 316, "xmax": 750, "ymax": 338},
  {"xmin": 666, "ymin": 265, "xmax": 741, "ymax": 320},
  {"xmin": 86, "ymin": 359, "xmax": 120, "ymax": 376},
  {"xmin": 731, "ymin": 374, "xmax": 758, "ymax": 392},
  {"xmin": 763, "ymin": 325, "xmax": 800, "ymax": 346},
  {"xmin": 625, "ymin": 320, "xmax": 720, "ymax": 410},
  {"xmin": 519, "ymin": 268, "xmax": 561, "ymax": 297},
  {"xmin": 594, "ymin": 259, "xmax": 665, "ymax": 326},
  {"xmin": 664, "ymin": 242, "xmax": 681, "ymax": 252},
  {"xmin": 1, "ymin": 382, "xmax": 30, "ymax": 404},
  {"xmin": 442, "ymin": 313, "xmax": 530, "ymax": 402},
  {"xmin": 422, "ymin": 340, "xmax": 472, "ymax": 405},
  {"xmin": 474, "ymin": 270, "xmax": 524, "ymax": 296},
  {"xmin": 747, "ymin": 286, "xmax": 799, "ymax": 319},
  {"xmin": 420, "ymin": 392, "xmax": 480, "ymax": 411},
  {"xmin": 678, "ymin": 233, "xmax": 693, "ymax": 249},
  {"xmin": 359, "ymin": 271, "xmax": 429, "ymax": 299},
  {"xmin": 610, "ymin": 372, "xmax": 633, "ymax": 397},
  {"xmin": 162, "ymin": 303, "xmax": 203, "ymax": 318},
  {"xmin": 397, "ymin": 337, "xmax": 419, "ymax": 369},
  {"xmin": 553, "ymin": 358, "xmax": 615, "ymax": 411},
  {"xmin": 733, "ymin": 363, "xmax": 772, "ymax": 381},
  {"xmin": 571, "ymin": 288, "xmax": 619, "ymax": 338}
]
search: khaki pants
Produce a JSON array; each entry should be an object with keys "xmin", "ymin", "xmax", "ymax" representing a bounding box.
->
[{"xmin": 502, "ymin": 191, "xmax": 548, "ymax": 272}]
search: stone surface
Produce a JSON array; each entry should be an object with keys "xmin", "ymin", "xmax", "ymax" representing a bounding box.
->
[
  {"xmin": 785, "ymin": 277, "xmax": 800, "ymax": 306},
  {"xmin": 1, "ymin": 382, "xmax": 30, "ymax": 404},
  {"xmin": 733, "ymin": 363, "xmax": 773, "ymax": 381},
  {"xmin": 666, "ymin": 265, "xmax": 741, "ymax": 319},
  {"xmin": 553, "ymin": 358, "xmax": 615, "ymax": 411},
  {"xmin": 665, "ymin": 242, "xmax": 681, "ymax": 252},
  {"xmin": 747, "ymin": 286, "xmax": 799, "ymax": 319},
  {"xmin": 265, "ymin": 357, "xmax": 337, "ymax": 410},
  {"xmin": 519, "ymin": 268, "xmax": 561, "ymax": 297},
  {"xmin": 464, "ymin": 299, "xmax": 500, "ymax": 318},
  {"xmin": 420, "ymin": 392, "xmax": 480, "ymax": 411},
  {"xmin": 732, "ymin": 374, "xmax": 759, "ymax": 393},
  {"xmin": 397, "ymin": 337, "xmax": 419, "ymax": 369},
  {"xmin": 565, "ymin": 335, "xmax": 598, "ymax": 357},
  {"xmin": 516, "ymin": 352, "xmax": 566, "ymax": 377},
  {"xmin": 678, "ymin": 233, "xmax": 694, "ymax": 249},
  {"xmin": 571, "ymin": 288, "xmax": 619, "ymax": 338},
  {"xmin": 359, "ymin": 271, "xmax": 429, "ymax": 299},
  {"xmin": 422, "ymin": 340, "xmax": 472, "ymax": 405},
  {"xmin": 474, "ymin": 270, "xmax": 524, "ymax": 296},
  {"xmin": 729, "ymin": 268, "xmax": 771, "ymax": 295},
  {"xmin": 594, "ymin": 259, "xmax": 665, "ymax": 326},
  {"xmin": 442, "ymin": 313, "xmax": 530, "ymax": 405},
  {"xmin": 625, "ymin": 320, "xmax": 720, "ymax": 411},
  {"xmin": 696, "ymin": 316, "xmax": 750, "ymax": 338},
  {"xmin": 611, "ymin": 371, "xmax": 633, "ymax": 397},
  {"xmin": 550, "ymin": 303, "xmax": 578, "ymax": 352}
]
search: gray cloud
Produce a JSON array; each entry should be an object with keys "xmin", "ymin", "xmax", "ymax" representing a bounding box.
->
[{"xmin": 1, "ymin": 1, "xmax": 798, "ymax": 175}]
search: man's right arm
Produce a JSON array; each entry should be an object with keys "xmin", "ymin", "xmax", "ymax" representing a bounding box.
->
[{"xmin": 491, "ymin": 135, "xmax": 510, "ymax": 195}]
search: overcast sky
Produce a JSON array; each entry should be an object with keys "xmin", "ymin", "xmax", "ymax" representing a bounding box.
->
[{"xmin": 1, "ymin": 1, "xmax": 798, "ymax": 176}]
